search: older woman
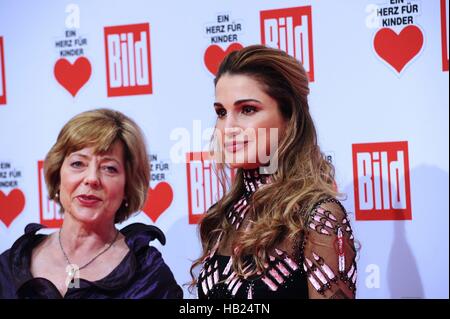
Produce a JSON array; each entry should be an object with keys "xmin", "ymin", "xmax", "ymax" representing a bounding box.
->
[
  {"xmin": 191, "ymin": 45, "xmax": 358, "ymax": 299},
  {"xmin": 0, "ymin": 109, "xmax": 182, "ymax": 299}
]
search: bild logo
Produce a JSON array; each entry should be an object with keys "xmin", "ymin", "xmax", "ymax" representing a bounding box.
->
[
  {"xmin": 260, "ymin": 6, "xmax": 314, "ymax": 81},
  {"xmin": 352, "ymin": 141, "xmax": 412, "ymax": 221},
  {"xmin": 186, "ymin": 152, "xmax": 235, "ymax": 224},
  {"xmin": 104, "ymin": 23, "xmax": 152, "ymax": 97},
  {"xmin": 37, "ymin": 160, "xmax": 63, "ymax": 228}
]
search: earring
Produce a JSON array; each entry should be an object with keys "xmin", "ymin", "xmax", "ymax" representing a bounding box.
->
[{"xmin": 55, "ymin": 192, "xmax": 59, "ymax": 199}]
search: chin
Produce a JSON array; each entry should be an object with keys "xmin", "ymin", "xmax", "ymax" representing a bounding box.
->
[
  {"xmin": 225, "ymin": 155, "xmax": 260, "ymax": 170},
  {"xmin": 69, "ymin": 207, "xmax": 102, "ymax": 223},
  {"xmin": 224, "ymin": 148, "xmax": 259, "ymax": 168},
  {"xmin": 240, "ymin": 163, "xmax": 260, "ymax": 170}
]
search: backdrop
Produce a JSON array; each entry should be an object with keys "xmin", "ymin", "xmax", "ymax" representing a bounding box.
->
[{"xmin": 0, "ymin": 0, "xmax": 448, "ymax": 299}]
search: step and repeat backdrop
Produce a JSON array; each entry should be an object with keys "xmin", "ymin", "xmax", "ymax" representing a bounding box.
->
[{"xmin": 0, "ymin": 0, "xmax": 448, "ymax": 298}]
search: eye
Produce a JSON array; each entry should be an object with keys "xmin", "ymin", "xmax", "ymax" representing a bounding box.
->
[
  {"xmin": 242, "ymin": 105, "xmax": 257, "ymax": 115},
  {"xmin": 70, "ymin": 161, "xmax": 84, "ymax": 168},
  {"xmin": 103, "ymin": 166, "xmax": 118, "ymax": 174},
  {"xmin": 215, "ymin": 108, "xmax": 227, "ymax": 118}
]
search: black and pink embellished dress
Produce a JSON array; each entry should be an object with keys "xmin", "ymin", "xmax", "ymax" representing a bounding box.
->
[{"xmin": 197, "ymin": 169, "xmax": 357, "ymax": 299}]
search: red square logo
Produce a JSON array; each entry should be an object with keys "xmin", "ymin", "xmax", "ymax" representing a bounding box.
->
[
  {"xmin": 352, "ymin": 141, "xmax": 412, "ymax": 221},
  {"xmin": 186, "ymin": 152, "xmax": 235, "ymax": 224},
  {"xmin": 37, "ymin": 160, "xmax": 63, "ymax": 228},
  {"xmin": 0, "ymin": 37, "xmax": 6, "ymax": 105},
  {"xmin": 104, "ymin": 23, "xmax": 153, "ymax": 97},
  {"xmin": 260, "ymin": 6, "xmax": 315, "ymax": 81},
  {"xmin": 441, "ymin": 0, "xmax": 449, "ymax": 71}
]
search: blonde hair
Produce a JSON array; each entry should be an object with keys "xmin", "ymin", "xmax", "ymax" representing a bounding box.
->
[
  {"xmin": 44, "ymin": 108, "xmax": 150, "ymax": 223},
  {"xmin": 190, "ymin": 45, "xmax": 339, "ymax": 287}
]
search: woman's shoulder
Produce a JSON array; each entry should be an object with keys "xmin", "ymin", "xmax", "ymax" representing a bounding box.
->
[
  {"xmin": 117, "ymin": 223, "xmax": 183, "ymax": 298},
  {"xmin": 2, "ymin": 223, "xmax": 48, "ymax": 256},
  {"xmin": 311, "ymin": 197, "xmax": 347, "ymax": 218},
  {"xmin": 119, "ymin": 222, "xmax": 168, "ymax": 268},
  {"xmin": 305, "ymin": 197, "xmax": 355, "ymax": 241},
  {"xmin": 120, "ymin": 222, "xmax": 165, "ymax": 249},
  {"xmin": 0, "ymin": 223, "xmax": 49, "ymax": 298},
  {"xmin": 0, "ymin": 248, "xmax": 15, "ymax": 298},
  {"xmin": 292, "ymin": 197, "xmax": 347, "ymax": 223}
]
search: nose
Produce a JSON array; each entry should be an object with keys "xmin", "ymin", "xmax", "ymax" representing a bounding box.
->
[
  {"xmin": 223, "ymin": 114, "xmax": 241, "ymax": 138},
  {"xmin": 84, "ymin": 164, "xmax": 101, "ymax": 188}
]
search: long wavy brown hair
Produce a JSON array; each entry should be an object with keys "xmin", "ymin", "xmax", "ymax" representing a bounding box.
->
[{"xmin": 190, "ymin": 45, "xmax": 339, "ymax": 290}]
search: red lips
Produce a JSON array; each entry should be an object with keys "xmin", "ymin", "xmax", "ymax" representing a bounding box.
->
[
  {"xmin": 224, "ymin": 141, "xmax": 248, "ymax": 153},
  {"xmin": 77, "ymin": 194, "xmax": 102, "ymax": 206}
]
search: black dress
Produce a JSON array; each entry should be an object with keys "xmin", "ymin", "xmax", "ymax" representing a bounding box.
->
[
  {"xmin": 197, "ymin": 169, "xmax": 357, "ymax": 299},
  {"xmin": 0, "ymin": 223, "xmax": 183, "ymax": 299}
]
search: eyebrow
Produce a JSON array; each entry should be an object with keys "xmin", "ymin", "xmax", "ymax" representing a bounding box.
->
[
  {"xmin": 101, "ymin": 156, "xmax": 121, "ymax": 164},
  {"xmin": 214, "ymin": 99, "xmax": 262, "ymax": 108},
  {"xmin": 69, "ymin": 153, "xmax": 121, "ymax": 164}
]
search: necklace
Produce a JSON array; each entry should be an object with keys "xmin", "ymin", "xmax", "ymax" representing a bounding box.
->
[{"xmin": 58, "ymin": 228, "xmax": 120, "ymax": 280}]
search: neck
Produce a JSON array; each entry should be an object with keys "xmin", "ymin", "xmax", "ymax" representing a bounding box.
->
[
  {"xmin": 59, "ymin": 215, "xmax": 117, "ymax": 255},
  {"xmin": 242, "ymin": 167, "xmax": 272, "ymax": 195}
]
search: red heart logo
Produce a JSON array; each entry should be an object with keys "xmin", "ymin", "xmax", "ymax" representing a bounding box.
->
[
  {"xmin": 142, "ymin": 182, "xmax": 173, "ymax": 222},
  {"xmin": 204, "ymin": 43, "xmax": 244, "ymax": 75},
  {"xmin": 54, "ymin": 57, "xmax": 92, "ymax": 96},
  {"xmin": 374, "ymin": 25, "xmax": 423, "ymax": 73},
  {"xmin": 0, "ymin": 189, "xmax": 26, "ymax": 227}
]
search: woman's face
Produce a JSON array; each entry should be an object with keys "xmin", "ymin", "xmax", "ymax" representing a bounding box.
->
[
  {"xmin": 59, "ymin": 141, "xmax": 126, "ymax": 226},
  {"xmin": 214, "ymin": 74, "xmax": 286, "ymax": 169}
]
